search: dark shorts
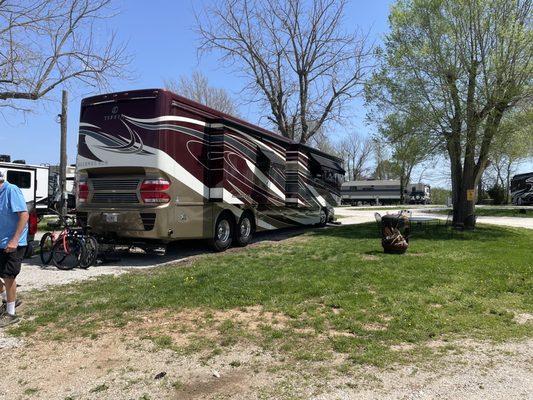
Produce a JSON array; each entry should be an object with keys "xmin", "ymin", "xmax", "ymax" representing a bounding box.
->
[{"xmin": 0, "ymin": 247, "xmax": 26, "ymax": 279}]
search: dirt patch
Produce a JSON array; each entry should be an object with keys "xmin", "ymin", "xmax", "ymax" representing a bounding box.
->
[
  {"xmin": 174, "ymin": 371, "xmax": 250, "ymax": 400},
  {"xmin": 361, "ymin": 254, "xmax": 380, "ymax": 261},
  {"xmin": 513, "ymin": 313, "xmax": 533, "ymax": 325},
  {"xmin": 425, "ymin": 339, "xmax": 450, "ymax": 349},
  {"xmin": 130, "ymin": 306, "xmax": 291, "ymax": 348},
  {"xmin": 361, "ymin": 322, "xmax": 388, "ymax": 332},
  {"xmin": 390, "ymin": 343, "xmax": 416, "ymax": 352}
]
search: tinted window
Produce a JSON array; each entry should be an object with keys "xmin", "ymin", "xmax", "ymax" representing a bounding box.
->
[{"xmin": 7, "ymin": 170, "xmax": 31, "ymax": 189}]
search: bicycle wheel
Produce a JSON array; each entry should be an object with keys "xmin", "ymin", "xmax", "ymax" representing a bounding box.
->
[
  {"xmin": 79, "ymin": 236, "xmax": 98, "ymax": 269},
  {"xmin": 40, "ymin": 232, "xmax": 55, "ymax": 265},
  {"xmin": 51, "ymin": 236, "xmax": 85, "ymax": 270}
]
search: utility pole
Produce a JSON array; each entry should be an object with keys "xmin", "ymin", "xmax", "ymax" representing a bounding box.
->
[{"xmin": 59, "ymin": 90, "xmax": 68, "ymax": 217}]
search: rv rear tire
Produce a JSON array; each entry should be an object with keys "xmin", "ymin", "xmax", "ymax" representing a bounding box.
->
[
  {"xmin": 209, "ymin": 214, "xmax": 234, "ymax": 252},
  {"xmin": 235, "ymin": 213, "xmax": 254, "ymax": 247}
]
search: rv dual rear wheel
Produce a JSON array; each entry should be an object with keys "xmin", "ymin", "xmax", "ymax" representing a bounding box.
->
[
  {"xmin": 235, "ymin": 214, "xmax": 254, "ymax": 247},
  {"xmin": 210, "ymin": 214, "xmax": 234, "ymax": 252}
]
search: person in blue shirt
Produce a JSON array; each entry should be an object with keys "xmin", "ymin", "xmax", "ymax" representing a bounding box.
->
[{"xmin": 0, "ymin": 170, "xmax": 29, "ymax": 327}]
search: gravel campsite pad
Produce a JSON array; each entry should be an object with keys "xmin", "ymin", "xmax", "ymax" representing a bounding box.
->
[{"xmin": 2, "ymin": 321, "xmax": 532, "ymax": 399}]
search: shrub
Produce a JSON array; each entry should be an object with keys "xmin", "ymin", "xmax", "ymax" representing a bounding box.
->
[{"xmin": 487, "ymin": 184, "xmax": 506, "ymax": 205}]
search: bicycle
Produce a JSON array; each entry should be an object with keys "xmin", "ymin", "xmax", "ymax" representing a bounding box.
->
[{"xmin": 39, "ymin": 213, "xmax": 98, "ymax": 269}]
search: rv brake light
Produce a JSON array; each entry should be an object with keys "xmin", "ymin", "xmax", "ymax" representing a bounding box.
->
[
  {"xmin": 78, "ymin": 181, "xmax": 89, "ymax": 203},
  {"xmin": 140, "ymin": 179, "xmax": 171, "ymax": 191}
]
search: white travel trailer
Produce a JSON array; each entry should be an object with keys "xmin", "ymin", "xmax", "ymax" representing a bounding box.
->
[
  {"xmin": 0, "ymin": 156, "xmax": 50, "ymax": 214},
  {"xmin": 0, "ymin": 156, "xmax": 41, "ymax": 255}
]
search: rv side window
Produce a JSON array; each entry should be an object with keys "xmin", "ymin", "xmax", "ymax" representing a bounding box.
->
[{"xmin": 6, "ymin": 170, "xmax": 31, "ymax": 189}]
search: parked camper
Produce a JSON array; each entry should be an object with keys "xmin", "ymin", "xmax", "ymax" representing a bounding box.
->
[
  {"xmin": 408, "ymin": 183, "xmax": 431, "ymax": 204},
  {"xmin": 0, "ymin": 157, "xmax": 49, "ymax": 213},
  {"xmin": 511, "ymin": 172, "xmax": 533, "ymax": 205},
  {"xmin": 341, "ymin": 180, "xmax": 430, "ymax": 205},
  {"xmin": 0, "ymin": 157, "xmax": 40, "ymax": 254},
  {"xmin": 48, "ymin": 165, "xmax": 77, "ymax": 211},
  {"xmin": 75, "ymin": 89, "xmax": 343, "ymax": 251},
  {"xmin": 341, "ymin": 180, "xmax": 402, "ymax": 205}
]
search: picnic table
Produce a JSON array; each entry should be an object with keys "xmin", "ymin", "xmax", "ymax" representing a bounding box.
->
[
  {"xmin": 379, "ymin": 213, "xmax": 441, "ymax": 239},
  {"xmin": 409, "ymin": 215, "xmax": 441, "ymax": 226}
]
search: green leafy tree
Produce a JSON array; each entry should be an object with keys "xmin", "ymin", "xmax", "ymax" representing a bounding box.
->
[
  {"xmin": 375, "ymin": 114, "xmax": 435, "ymax": 203},
  {"xmin": 488, "ymin": 106, "xmax": 533, "ymax": 202},
  {"xmin": 367, "ymin": 0, "xmax": 532, "ymax": 228},
  {"xmin": 431, "ymin": 187, "xmax": 452, "ymax": 205}
]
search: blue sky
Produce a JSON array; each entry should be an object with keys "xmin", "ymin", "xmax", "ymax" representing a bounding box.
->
[
  {"xmin": 0, "ymin": 0, "xmax": 392, "ymax": 163},
  {"xmin": 1, "ymin": 0, "xmax": 530, "ymax": 187}
]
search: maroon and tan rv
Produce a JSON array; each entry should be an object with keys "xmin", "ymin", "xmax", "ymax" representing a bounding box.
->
[{"xmin": 76, "ymin": 89, "xmax": 344, "ymax": 251}]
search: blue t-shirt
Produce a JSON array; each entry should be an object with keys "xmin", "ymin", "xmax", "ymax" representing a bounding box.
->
[{"xmin": 0, "ymin": 181, "xmax": 28, "ymax": 248}]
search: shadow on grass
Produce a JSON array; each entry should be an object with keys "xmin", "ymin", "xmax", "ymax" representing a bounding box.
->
[{"xmin": 314, "ymin": 222, "xmax": 522, "ymax": 242}]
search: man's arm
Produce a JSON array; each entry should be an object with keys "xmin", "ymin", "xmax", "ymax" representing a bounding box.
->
[{"xmin": 5, "ymin": 211, "xmax": 29, "ymax": 253}]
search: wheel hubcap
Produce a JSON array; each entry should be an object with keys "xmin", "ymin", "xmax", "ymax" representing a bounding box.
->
[
  {"xmin": 240, "ymin": 217, "xmax": 251, "ymax": 237},
  {"xmin": 320, "ymin": 210, "xmax": 327, "ymax": 224},
  {"xmin": 217, "ymin": 220, "xmax": 230, "ymax": 242}
]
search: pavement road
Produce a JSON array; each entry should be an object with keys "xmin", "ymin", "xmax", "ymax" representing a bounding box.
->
[{"xmin": 335, "ymin": 206, "xmax": 533, "ymax": 230}]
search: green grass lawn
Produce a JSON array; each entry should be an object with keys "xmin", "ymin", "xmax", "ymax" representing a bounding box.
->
[
  {"xmin": 428, "ymin": 207, "xmax": 533, "ymax": 218},
  {"xmin": 12, "ymin": 223, "xmax": 533, "ymax": 367},
  {"xmin": 37, "ymin": 215, "xmax": 59, "ymax": 230}
]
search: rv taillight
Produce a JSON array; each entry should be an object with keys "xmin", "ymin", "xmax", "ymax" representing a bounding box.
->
[
  {"xmin": 140, "ymin": 179, "xmax": 171, "ymax": 204},
  {"xmin": 78, "ymin": 181, "xmax": 89, "ymax": 202},
  {"xmin": 28, "ymin": 210, "xmax": 38, "ymax": 235},
  {"xmin": 140, "ymin": 179, "xmax": 171, "ymax": 191}
]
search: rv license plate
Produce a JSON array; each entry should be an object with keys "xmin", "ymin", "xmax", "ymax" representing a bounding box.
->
[{"xmin": 104, "ymin": 213, "xmax": 118, "ymax": 223}]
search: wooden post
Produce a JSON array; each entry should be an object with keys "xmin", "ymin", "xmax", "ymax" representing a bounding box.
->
[{"xmin": 59, "ymin": 90, "xmax": 68, "ymax": 217}]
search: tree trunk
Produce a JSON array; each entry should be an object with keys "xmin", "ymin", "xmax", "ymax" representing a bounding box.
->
[
  {"xmin": 447, "ymin": 132, "xmax": 464, "ymax": 227},
  {"xmin": 460, "ymin": 164, "xmax": 477, "ymax": 229},
  {"xmin": 505, "ymin": 161, "xmax": 512, "ymax": 204},
  {"xmin": 399, "ymin": 163, "xmax": 406, "ymax": 204},
  {"xmin": 477, "ymin": 176, "xmax": 483, "ymax": 205}
]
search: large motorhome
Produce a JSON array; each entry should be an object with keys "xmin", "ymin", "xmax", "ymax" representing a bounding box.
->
[
  {"xmin": 75, "ymin": 89, "xmax": 344, "ymax": 251},
  {"xmin": 511, "ymin": 172, "xmax": 533, "ymax": 205},
  {"xmin": 341, "ymin": 180, "xmax": 430, "ymax": 205}
]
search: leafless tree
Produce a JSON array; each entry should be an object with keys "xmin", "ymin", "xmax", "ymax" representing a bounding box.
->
[
  {"xmin": 337, "ymin": 133, "xmax": 373, "ymax": 180},
  {"xmin": 0, "ymin": 0, "xmax": 129, "ymax": 112},
  {"xmin": 165, "ymin": 71, "xmax": 238, "ymax": 115},
  {"xmin": 196, "ymin": 0, "xmax": 373, "ymax": 143}
]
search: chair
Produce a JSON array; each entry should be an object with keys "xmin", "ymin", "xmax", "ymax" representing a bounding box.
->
[
  {"xmin": 445, "ymin": 209, "xmax": 453, "ymax": 227},
  {"xmin": 374, "ymin": 212, "xmax": 382, "ymax": 236}
]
